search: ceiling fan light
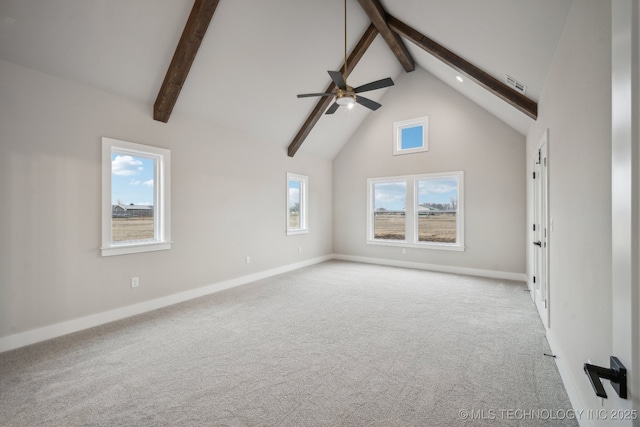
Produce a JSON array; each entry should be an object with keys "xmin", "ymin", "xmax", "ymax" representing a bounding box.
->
[{"xmin": 336, "ymin": 95, "xmax": 355, "ymax": 106}]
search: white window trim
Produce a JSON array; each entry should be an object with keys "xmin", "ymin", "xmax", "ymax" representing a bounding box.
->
[
  {"xmin": 286, "ymin": 172, "xmax": 309, "ymax": 235},
  {"xmin": 366, "ymin": 176, "xmax": 408, "ymax": 244},
  {"xmin": 101, "ymin": 137, "xmax": 171, "ymax": 256},
  {"xmin": 393, "ymin": 116, "xmax": 429, "ymax": 155},
  {"xmin": 367, "ymin": 171, "xmax": 464, "ymax": 251}
]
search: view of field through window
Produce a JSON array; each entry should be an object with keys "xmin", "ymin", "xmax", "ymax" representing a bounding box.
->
[
  {"xmin": 111, "ymin": 153, "xmax": 155, "ymax": 242},
  {"xmin": 373, "ymin": 181, "xmax": 406, "ymax": 240},
  {"xmin": 417, "ymin": 177, "xmax": 458, "ymax": 243},
  {"xmin": 373, "ymin": 178, "xmax": 458, "ymax": 243},
  {"xmin": 288, "ymin": 179, "xmax": 301, "ymax": 229}
]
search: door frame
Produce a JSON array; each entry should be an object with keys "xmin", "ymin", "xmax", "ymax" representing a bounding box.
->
[
  {"xmin": 533, "ymin": 130, "xmax": 550, "ymax": 328},
  {"xmin": 611, "ymin": 0, "xmax": 639, "ymax": 419}
]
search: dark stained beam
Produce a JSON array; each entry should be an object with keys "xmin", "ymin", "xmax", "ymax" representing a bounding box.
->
[
  {"xmin": 154, "ymin": 0, "xmax": 219, "ymax": 123},
  {"xmin": 387, "ymin": 15, "xmax": 538, "ymax": 119},
  {"xmin": 357, "ymin": 0, "xmax": 415, "ymax": 72},
  {"xmin": 288, "ymin": 24, "xmax": 379, "ymax": 157}
]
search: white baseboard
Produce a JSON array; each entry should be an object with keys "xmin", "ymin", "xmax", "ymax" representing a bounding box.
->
[
  {"xmin": 545, "ymin": 329, "xmax": 593, "ymax": 427},
  {"xmin": 0, "ymin": 254, "xmax": 526, "ymax": 353},
  {"xmin": 527, "ymin": 278, "xmax": 535, "ymax": 302},
  {"xmin": 0, "ymin": 255, "xmax": 332, "ymax": 354},
  {"xmin": 0, "ymin": 253, "xmax": 595, "ymax": 426},
  {"xmin": 333, "ymin": 254, "xmax": 527, "ymax": 282}
]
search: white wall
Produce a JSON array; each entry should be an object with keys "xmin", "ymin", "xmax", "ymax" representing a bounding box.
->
[
  {"xmin": 526, "ymin": 0, "xmax": 616, "ymax": 420},
  {"xmin": 0, "ymin": 59, "xmax": 333, "ymax": 340},
  {"xmin": 333, "ymin": 68, "xmax": 526, "ymax": 277}
]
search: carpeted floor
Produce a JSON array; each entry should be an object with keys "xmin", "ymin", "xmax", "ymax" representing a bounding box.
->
[{"xmin": 0, "ymin": 261, "xmax": 577, "ymax": 426}]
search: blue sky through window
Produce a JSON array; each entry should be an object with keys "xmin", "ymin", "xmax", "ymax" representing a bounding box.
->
[
  {"xmin": 373, "ymin": 179, "xmax": 458, "ymax": 212},
  {"xmin": 400, "ymin": 125, "xmax": 423, "ymax": 150},
  {"xmin": 418, "ymin": 178, "xmax": 458, "ymax": 206},
  {"xmin": 374, "ymin": 181, "xmax": 406, "ymax": 211},
  {"xmin": 288, "ymin": 179, "xmax": 300, "ymax": 208},
  {"xmin": 111, "ymin": 153, "xmax": 155, "ymax": 205}
]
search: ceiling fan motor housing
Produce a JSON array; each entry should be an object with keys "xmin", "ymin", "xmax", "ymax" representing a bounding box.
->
[{"xmin": 336, "ymin": 87, "xmax": 356, "ymax": 106}]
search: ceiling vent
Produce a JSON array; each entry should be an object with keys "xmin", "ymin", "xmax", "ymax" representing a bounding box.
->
[{"xmin": 505, "ymin": 75, "xmax": 526, "ymax": 95}]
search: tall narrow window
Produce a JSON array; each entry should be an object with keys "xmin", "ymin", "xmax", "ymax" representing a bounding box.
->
[
  {"xmin": 286, "ymin": 173, "xmax": 308, "ymax": 235},
  {"xmin": 102, "ymin": 137, "xmax": 171, "ymax": 256}
]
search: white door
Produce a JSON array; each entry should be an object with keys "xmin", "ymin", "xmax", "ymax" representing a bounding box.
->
[{"xmin": 533, "ymin": 130, "xmax": 549, "ymax": 328}]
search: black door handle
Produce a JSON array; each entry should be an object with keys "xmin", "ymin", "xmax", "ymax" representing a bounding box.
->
[
  {"xmin": 533, "ymin": 241, "xmax": 542, "ymax": 247},
  {"xmin": 584, "ymin": 356, "xmax": 627, "ymax": 399}
]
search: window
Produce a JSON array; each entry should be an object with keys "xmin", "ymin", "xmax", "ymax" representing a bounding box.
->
[
  {"xmin": 371, "ymin": 179, "xmax": 407, "ymax": 241},
  {"xmin": 393, "ymin": 116, "xmax": 429, "ymax": 155},
  {"xmin": 286, "ymin": 172, "xmax": 308, "ymax": 235},
  {"xmin": 101, "ymin": 137, "xmax": 171, "ymax": 256},
  {"xmin": 367, "ymin": 171, "xmax": 464, "ymax": 251}
]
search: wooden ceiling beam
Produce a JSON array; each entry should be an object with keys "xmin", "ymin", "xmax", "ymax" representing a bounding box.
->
[
  {"xmin": 287, "ymin": 24, "xmax": 379, "ymax": 157},
  {"xmin": 154, "ymin": 0, "xmax": 219, "ymax": 123},
  {"xmin": 387, "ymin": 14, "xmax": 538, "ymax": 119},
  {"xmin": 357, "ymin": 0, "xmax": 415, "ymax": 72}
]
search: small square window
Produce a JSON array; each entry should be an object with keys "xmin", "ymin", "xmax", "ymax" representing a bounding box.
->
[{"xmin": 393, "ymin": 116, "xmax": 429, "ymax": 155}]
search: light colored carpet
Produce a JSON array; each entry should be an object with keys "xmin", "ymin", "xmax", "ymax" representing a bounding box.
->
[{"xmin": 0, "ymin": 261, "xmax": 576, "ymax": 426}]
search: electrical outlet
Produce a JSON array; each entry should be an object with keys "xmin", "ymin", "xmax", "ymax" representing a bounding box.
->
[
  {"xmin": 131, "ymin": 277, "xmax": 139, "ymax": 288},
  {"xmin": 245, "ymin": 256, "xmax": 251, "ymax": 264},
  {"xmin": 298, "ymin": 247, "xmax": 302, "ymax": 254}
]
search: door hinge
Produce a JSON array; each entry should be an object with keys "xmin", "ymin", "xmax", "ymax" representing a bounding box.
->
[
  {"xmin": 533, "ymin": 276, "xmax": 536, "ymax": 284},
  {"xmin": 537, "ymin": 150, "xmax": 541, "ymax": 164},
  {"xmin": 533, "ymin": 224, "xmax": 536, "ymax": 231},
  {"xmin": 544, "ymin": 157, "xmax": 547, "ymax": 167},
  {"xmin": 544, "ymin": 299, "xmax": 547, "ymax": 309},
  {"xmin": 533, "ymin": 172, "xmax": 536, "ymax": 179}
]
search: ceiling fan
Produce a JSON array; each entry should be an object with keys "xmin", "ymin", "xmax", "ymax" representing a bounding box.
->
[{"xmin": 297, "ymin": 0, "xmax": 394, "ymax": 114}]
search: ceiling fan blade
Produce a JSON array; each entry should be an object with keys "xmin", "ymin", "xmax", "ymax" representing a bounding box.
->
[
  {"xmin": 325, "ymin": 102, "xmax": 340, "ymax": 114},
  {"xmin": 354, "ymin": 77, "xmax": 394, "ymax": 93},
  {"xmin": 328, "ymin": 70, "xmax": 347, "ymax": 90},
  {"xmin": 355, "ymin": 95, "xmax": 382, "ymax": 111},
  {"xmin": 297, "ymin": 92, "xmax": 335, "ymax": 98}
]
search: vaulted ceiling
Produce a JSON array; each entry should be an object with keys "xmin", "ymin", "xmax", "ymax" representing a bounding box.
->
[{"xmin": 0, "ymin": 0, "xmax": 573, "ymax": 158}]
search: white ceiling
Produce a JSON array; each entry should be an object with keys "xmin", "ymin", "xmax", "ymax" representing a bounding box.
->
[{"xmin": 0, "ymin": 0, "xmax": 573, "ymax": 158}]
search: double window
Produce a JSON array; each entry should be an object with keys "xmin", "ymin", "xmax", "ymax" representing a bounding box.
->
[
  {"xmin": 367, "ymin": 171, "xmax": 464, "ymax": 251},
  {"xmin": 101, "ymin": 137, "xmax": 171, "ymax": 256}
]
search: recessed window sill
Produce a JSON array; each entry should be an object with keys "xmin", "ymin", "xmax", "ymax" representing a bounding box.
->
[
  {"xmin": 367, "ymin": 240, "xmax": 465, "ymax": 252},
  {"xmin": 286, "ymin": 229, "xmax": 309, "ymax": 236},
  {"xmin": 101, "ymin": 241, "xmax": 172, "ymax": 257}
]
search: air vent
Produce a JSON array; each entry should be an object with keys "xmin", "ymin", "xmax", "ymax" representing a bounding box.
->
[{"xmin": 505, "ymin": 75, "xmax": 526, "ymax": 95}]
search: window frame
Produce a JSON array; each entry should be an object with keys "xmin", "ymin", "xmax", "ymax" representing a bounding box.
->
[
  {"xmin": 101, "ymin": 137, "xmax": 171, "ymax": 256},
  {"xmin": 286, "ymin": 172, "xmax": 309, "ymax": 235},
  {"xmin": 367, "ymin": 177, "xmax": 408, "ymax": 243},
  {"xmin": 367, "ymin": 171, "xmax": 464, "ymax": 251},
  {"xmin": 392, "ymin": 116, "xmax": 429, "ymax": 155}
]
